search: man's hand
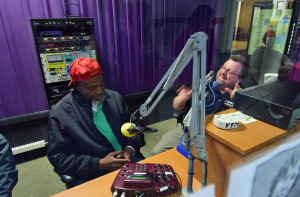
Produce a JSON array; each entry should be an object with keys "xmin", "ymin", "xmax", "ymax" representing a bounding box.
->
[
  {"xmin": 115, "ymin": 147, "xmax": 133, "ymax": 160},
  {"xmin": 124, "ymin": 148, "xmax": 134, "ymax": 160},
  {"xmin": 225, "ymin": 83, "xmax": 241, "ymax": 99},
  {"xmin": 99, "ymin": 151, "xmax": 130, "ymax": 171},
  {"xmin": 173, "ymin": 85, "xmax": 192, "ymax": 111}
]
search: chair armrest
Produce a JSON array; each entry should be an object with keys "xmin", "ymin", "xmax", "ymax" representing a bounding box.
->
[
  {"xmin": 173, "ymin": 108, "xmax": 189, "ymax": 125},
  {"xmin": 60, "ymin": 174, "xmax": 75, "ymax": 183}
]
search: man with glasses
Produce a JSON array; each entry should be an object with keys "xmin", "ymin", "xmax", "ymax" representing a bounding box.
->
[{"xmin": 151, "ymin": 54, "xmax": 247, "ymax": 155}]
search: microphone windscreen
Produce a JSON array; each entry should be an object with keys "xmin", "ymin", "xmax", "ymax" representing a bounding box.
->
[
  {"xmin": 212, "ymin": 81, "xmax": 220, "ymax": 91},
  {"xmin": 121, "ymin": 123, "xmax": 136, "ymax": 137}
]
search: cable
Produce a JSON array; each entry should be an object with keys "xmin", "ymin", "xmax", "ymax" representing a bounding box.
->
[
  {"xmin": 173, "ymin": 171, "xmax": 182, "ymax": 197},
  {"xmin": 205, "ymin": 82, "xmax": 216, "ymax": 107},
  {"xmin": 129, "ymin": 109, "xmax": 140, "ymax": 130},
  {"xmin": 188, "ymin": 146, "xmax": 208, "ymax": 165},
  {"xmin": 185, "ymin": 145, "xmax": 208, "ymax": 186},
  {"xmin": 178, "ymin": 133, "xmax": 185, "ymax": 150},
  {"xmin": 159, "ymin": 174, "xmax": 169, "ymax": 197},
  {"xmin": 178, "ymin": 132, "xmax": 208, "ymax": 165},
  {"xmin": 178, "ymin": 132, "xmax": 191, "ymax": 155}
]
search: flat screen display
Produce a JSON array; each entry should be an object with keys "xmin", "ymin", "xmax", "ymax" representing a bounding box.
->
[
  {"xmin": 76, "ymin": 52, "xmax": 90, "ymax": 58},
  {"xmin": 47, "ymin": 54, "xmax": 63, "ymax": 63}
]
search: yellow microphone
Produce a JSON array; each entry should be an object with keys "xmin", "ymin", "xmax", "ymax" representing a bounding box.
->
[
  {"xmin": 121, "ymin": 122, "xmax": 158, "ymax": 137},
  {"xmin": 121, "ymin": 123, "xmax": 137, "ymax": 137}
]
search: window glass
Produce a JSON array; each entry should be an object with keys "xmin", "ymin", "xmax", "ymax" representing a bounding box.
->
[{"xmin": 232, "ymin": 0, "xmax": 297, "ymax": 87}]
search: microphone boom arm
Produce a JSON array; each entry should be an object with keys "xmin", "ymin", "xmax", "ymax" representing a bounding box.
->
[
  {"xmin": 138, "ymin": 32, "xmax": 208, "ymax": 192},
  {"xmin": 139, "ymin": 39, "xmax": 193, "ymax": 117}
]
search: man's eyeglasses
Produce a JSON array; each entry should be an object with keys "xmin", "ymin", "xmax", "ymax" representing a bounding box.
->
[{"xmin": 220, "ymin": 65, "xmax": 240, "ymax": 77}]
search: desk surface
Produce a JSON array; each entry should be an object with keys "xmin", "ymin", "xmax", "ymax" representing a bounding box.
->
[
  {"xmin": 205, "ymin": 109, "xmax": 290, "ymax": 155},
  {"xmin": 52, "ymin": 148, "xmax": 201, "ymax": 197},
  {"xmin": 52, "ymin": 109, "xmax": 300, "ymax": 197}
]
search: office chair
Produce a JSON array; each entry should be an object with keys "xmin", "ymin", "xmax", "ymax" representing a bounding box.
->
[
  {"xmin": 173, "ymin": 108, "xmax": 189, "ymax": 130},
  {"xmin": 60, "ymin": 174, "xmax": 76, "ymax": 189}
]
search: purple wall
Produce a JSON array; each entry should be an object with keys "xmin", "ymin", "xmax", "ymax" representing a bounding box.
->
[{"xmin": 0, "ymin": 0, "xmax": 220, "ymax": 118}]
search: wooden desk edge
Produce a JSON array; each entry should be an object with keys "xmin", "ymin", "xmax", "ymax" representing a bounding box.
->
[
  {"xmin": 206, "ymin": 128, "xmax": 289, "ymax": 155},
  {"xmin": 51, "ymin": 148, "xmax": 202, "ymax": 197}
]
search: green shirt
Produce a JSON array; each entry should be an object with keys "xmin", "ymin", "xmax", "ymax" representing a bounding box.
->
[{"xmin": 92, "ymin": 101, "xmax": 122, "ymax": 151}]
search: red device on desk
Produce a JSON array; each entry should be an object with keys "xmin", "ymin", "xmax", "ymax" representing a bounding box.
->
[{"xmin": 111, "ymin": 163, "xmax": 179, "ymax": 196}]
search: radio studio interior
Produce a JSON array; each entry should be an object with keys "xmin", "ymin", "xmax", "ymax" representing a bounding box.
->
[{"xmin": 1, "ymin": 0, "xmax": 300, "ymax": 197}]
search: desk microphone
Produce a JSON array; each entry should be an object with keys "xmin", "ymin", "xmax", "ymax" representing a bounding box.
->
[{"xmin": 121, "ymin": 123, "xmax": 158, "ymax": 137}]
